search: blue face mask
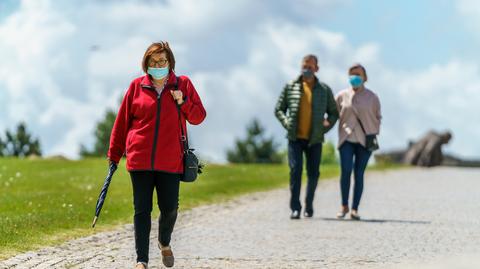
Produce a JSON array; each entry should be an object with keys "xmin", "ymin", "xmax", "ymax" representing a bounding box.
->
[
  {"xmin": 148, "ymin": 67, "xmax": 169, "ymax": 80},
  {"xmin": 302, "ymin": 68, "xmax": 314, "ymax": 79},
  {"xmin": 349, "ymin": 75, "xmax": 363, "ymax": 88}
]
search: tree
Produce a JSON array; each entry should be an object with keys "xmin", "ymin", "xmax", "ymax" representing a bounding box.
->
[
  {"xmin": 80, "ymin": 109, "xmax": 116, "ymax": 157},
  {"xmin": 227, "ymin": 118, "xmax": 283, "ymax": 163},
  {"xmin": 1, "ymin": 122, "xmax": 42, "ymax": 157},
  {"xmin": 0, "ymin": 137, "xmax": 5, "ymax": 157},
  {"xmin": 321, "ymin": 141, "xmax": 338, "ymax": 165}
]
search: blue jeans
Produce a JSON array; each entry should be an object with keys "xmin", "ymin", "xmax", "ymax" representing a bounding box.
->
[
  {"xmin": 288, "ymin": 139, "xmax": 322, "ymax": 213},
  {"xmin": 339, "ymin": 141, "xmax": 372, "ymax": 210}
]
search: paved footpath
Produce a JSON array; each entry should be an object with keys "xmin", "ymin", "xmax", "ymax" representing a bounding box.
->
[{"xmin": 1, "ymin": 167, "xmax": 480, "ymax": 268}]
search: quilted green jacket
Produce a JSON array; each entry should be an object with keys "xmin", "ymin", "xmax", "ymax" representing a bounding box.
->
[{"xmin": 275, "ymin": 76, "xmax": 339, "ymax": 145}]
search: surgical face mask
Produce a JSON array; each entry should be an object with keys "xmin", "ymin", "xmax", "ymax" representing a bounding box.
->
[
  {"xmin": 302, "ymin": 68, "xmax": 314, "ymax": 79},
  {"xmin": 349, "ymin": 75, "xmax": 363, "ymax": 88},
  {"xmin": 147, "ymin": 66, "xmax": 169, "ymax": 80}
]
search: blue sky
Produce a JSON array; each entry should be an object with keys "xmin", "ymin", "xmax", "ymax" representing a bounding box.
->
[
  {"xmin": 0, "ymin": 0, "xmax": 18, "ymax": 20},
  {"xmin": 318, "ymin": 0, "xmax": 475, "ymax": 70},
  {"xmin": 1, "ymin": 0, "xmax": 479, "ymax": 162}
]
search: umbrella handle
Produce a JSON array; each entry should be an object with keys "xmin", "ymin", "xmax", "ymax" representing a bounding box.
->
[{"xmin": 92, "ymin": 216, "xmax": 98, "ymax": 228}]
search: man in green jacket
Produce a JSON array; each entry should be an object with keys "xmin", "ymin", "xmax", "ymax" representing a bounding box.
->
[{"xmin": 275, "ymin": 54, "xmax": 339, "ymax": 219}]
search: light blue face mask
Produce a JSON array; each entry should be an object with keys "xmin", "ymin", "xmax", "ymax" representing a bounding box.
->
[
  {"xmin": 147, "ymin": 67, "xmax": 169, "ymax": 80},
  {"xmin": 349, "ymin": 75, "xmax": 363, "ymax": 88}
]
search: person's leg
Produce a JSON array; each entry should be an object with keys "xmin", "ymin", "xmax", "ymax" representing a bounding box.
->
[
  {"xmin": 130, "ymin": 171, "xmax": 155, "ymax": 264},
  {"xmin": 352, "ymin": 144, "xmax": 372, "ymax": 211},
  {"xmin": 288, "ymin": 140, "xmax": 304, "ymax": 212},
  {"xmin": 305, "ymin": 143, "xmax": 322, "ymax": 215},
  {"xmin": 339, "ymin": 142, "xmax": 355, "ymax": 208},
  {"xmin": 154, "ymin": 172, "xmax": 180, "ymax": 247}
]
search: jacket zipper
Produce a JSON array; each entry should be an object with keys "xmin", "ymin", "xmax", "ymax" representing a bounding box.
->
[{"xmin": 151, "ymin": 93, "xmax": 162, "ymax": 170}]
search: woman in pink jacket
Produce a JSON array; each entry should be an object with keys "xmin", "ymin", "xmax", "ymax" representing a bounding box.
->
[{"xmin": 335, "ymin": 64, "xmax": 381, "ymax": 220}]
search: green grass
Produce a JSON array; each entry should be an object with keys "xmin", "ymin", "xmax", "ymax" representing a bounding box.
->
[{"xmin": 0, "ymin": 157, "xmax": 401, "ymax": 259}]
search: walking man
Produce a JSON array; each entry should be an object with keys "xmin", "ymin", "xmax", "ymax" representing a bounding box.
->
[{"xmin": 275, "ymin": 54, "xmax": 338, "ymax": 219}]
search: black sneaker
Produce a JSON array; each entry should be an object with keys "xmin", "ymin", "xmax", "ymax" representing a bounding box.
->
[
  {"xmin": 304, "ymin": 210, "xmax": 313, "ymax": 218},
  {"xmin": 290, "ymin": 210, "xmax": 300, "ymax": 219},
  {"xmin": 135, "ymin": 262, "xmax": 148, "ymax": 269}
]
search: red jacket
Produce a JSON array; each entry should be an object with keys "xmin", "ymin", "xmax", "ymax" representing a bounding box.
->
[{"xmin": 108, "ymin": 72, "xmax": 206, "ymax": 173}]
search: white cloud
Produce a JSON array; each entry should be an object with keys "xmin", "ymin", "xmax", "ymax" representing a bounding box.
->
[
  {"xmin": 456, "ymin": 0, "xmax": 480, "ymax": 39},
  {"xmin": 0, "ymin": 0, "xmax": 479, "ymax": 162},
  {"xmin": 457, "ymin": 0, "xmax": 480, "ymax": 17},
  {"xmin": 187, "ymin": 22, "xmax": 387, "ymax": 162},
  {"xmin": 375, "ymin": 60, "xmax": 480, "ymax": 158},
  {"xmin": 192, "ymin": 21, "xmax": 480, "ymax": 160},
  {"xmin": 0, "ymin": 0, "xmax": 349, "ymax": 159}
]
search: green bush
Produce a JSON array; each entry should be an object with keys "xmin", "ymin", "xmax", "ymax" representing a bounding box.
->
[{"xmin": 321, "ymin": 141, "xmax": 338, "ymax": 165}]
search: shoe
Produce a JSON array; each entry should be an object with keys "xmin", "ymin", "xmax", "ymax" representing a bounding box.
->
[
  {"xmin": 290, "ymin": 210, "xmax": 300, "ymax": 219},
  {"xmin": 159, "ymin": 243, "xmax": 174, "ymax": 268},
  {"xmin": 304, "ymin": 210, "xmax": 313, "ymax": 218},
  {"xmin": 135, "ymin": 262, "xmax": 148, "ymax": 269},
  {"xmin": 350, "ymin": 211, "xmax": 361, "ymax": 221},
  {"xmin": 336, "ymin": 207, "xmax": 349, "ymax": 219}
]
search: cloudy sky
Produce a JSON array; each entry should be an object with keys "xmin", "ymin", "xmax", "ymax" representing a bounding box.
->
[{"xmin": 1, "ymin": 0, "xmax": 480, "ymax": 162}]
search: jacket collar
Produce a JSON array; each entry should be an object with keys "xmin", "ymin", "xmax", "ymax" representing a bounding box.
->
[
  {"xmin": 140, "ymin": 71, "xmax": 178, "ymax": 90},
  {"xmin": 295, "ymin": 75, "xmax": 319, "ymax": 88}
]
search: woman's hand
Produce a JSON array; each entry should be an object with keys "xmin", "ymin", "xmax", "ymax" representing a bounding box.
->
[
  {"xmin": 323, "ymin": 119, "xmax": 331, "ymax": 128},
  {"xmin": 170, "ymin": 90, "xmax": 184, "ymax": 105}
]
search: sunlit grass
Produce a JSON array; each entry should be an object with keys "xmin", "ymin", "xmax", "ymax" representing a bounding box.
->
[{"xmin": 0, "ymin": 157, "xmax": 400, "ymax": 259}]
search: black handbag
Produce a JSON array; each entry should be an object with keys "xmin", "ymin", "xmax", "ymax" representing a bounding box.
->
[
  {"xmin": 174, "ymin": 78, "xmax": 203, "ymax": 182},
  {"xmin": 354, "ymin": 113, "xmax": 379, "ymax": 152}
]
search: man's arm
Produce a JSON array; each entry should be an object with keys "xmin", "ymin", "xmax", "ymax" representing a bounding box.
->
[
  {"xmin": 324, "ymin": 86, "xmax": 339, "ymax": 133},
  {"xmin": 274, "ymin": 84, "xmax": 290, "ymax": 129}
]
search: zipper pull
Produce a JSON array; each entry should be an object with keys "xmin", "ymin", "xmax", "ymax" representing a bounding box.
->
[{"xmin": 157, "ymin": 94, "xmax": 161, "ymax": 100}]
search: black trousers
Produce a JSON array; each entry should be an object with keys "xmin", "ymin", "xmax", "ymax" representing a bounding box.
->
[
  {"xmin": 288, "ymin": 139, "xmax": 322, "ymax": 213},
  {"xmin": 130, "ymin": 171, "xmax": 180, "ymax": 264}
]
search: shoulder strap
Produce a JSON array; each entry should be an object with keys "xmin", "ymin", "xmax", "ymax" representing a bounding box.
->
[
  {"xmin": 174, "ymin": 77, "xmax": 189, "ymax": 151},
  {"xmin": 354, "ymin": 112, "xmax": 367, "ymax": 135},
  {"xmin": 350, "ymin": 93, "xmax": 367, "ymax": 135}
]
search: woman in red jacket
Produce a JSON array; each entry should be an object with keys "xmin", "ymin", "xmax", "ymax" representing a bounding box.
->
[{"xmin": 108, "ymin": 42, "xmax": 206, "ymax": 269}]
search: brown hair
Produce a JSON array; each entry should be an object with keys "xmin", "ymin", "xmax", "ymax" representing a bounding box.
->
[
  {"xmin": 302, "ymin": 54, "xmax": 318, "ymax": 66},
  {"xmin": 141, "ymin": 41, "xmax": 176, "ymax": 73},
  {"xmin": 348, "ymin": 63, "xmax": 368, "ymax": 82}
]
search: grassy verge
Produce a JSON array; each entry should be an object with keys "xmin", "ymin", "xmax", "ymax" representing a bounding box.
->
[{"xmin": 0, "ymin": 157, "xmax": 401, "ymax": 259}]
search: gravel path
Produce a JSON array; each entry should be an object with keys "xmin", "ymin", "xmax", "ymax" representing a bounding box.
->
[{"xmin": 1, "ymin": 167, "xmax": 480, "ymax": 268}]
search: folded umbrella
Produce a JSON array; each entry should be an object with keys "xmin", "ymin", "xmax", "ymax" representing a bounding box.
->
[{"xmin": 91, "ymin": 162, "xmax": 118, "ymax": 228}]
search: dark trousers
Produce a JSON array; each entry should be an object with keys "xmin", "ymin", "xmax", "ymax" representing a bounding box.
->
[
  {"xmin": 130, "ymin": 171, "xmax": 180, "ymax": 264},
  {"xmin": 339, "ymin": 141, "xmax": 372, "ymax": 210},
  {"xmin": 288, "ymin": 139, "xmax": 322, "ymax": 213}
]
